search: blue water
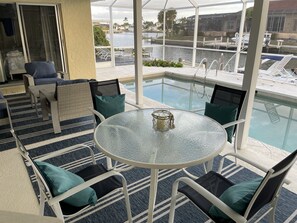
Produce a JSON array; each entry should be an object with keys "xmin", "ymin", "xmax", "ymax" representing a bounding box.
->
[{"xmin": 124, "ymin": 77, "xmax": 297, "ymax": 152}]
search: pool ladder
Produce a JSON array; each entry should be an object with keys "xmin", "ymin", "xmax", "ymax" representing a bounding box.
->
[{"xmin": 193, "ymin": 55, "xmax": 226, "ymax": 101}]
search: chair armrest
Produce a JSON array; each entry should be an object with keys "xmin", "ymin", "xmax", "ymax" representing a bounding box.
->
[
  {"xmin": 57, "ymin": 71, "xmax": 67, "ymax": 79},
  {"xmin": 40, "ymin": 89, "xmax": 56, "ymax": 102},
  {"xmin": 219, "ymin": 153, "xmax": 268, "ymax": 173},
  {"xmin": 88, "ymin": 107, "xmax": 106, "ymax": 123},
  {"xmin": 174, "ymin": 177, "xmax": 247, "ymax": 223},
  {"xmin": 23, "ymin": 74, "xmax": 34, "ymax": 85},
  {"xmin": 218, "ymin": 153, "xmax": 291, "ymax": 185},
  {"xmin": 35, "ymin": 144, "xmax": 96, "ymax": 164},
  {"xmin": 48, "ymin": 170, "xmax": 125, "ymax": 205},
  {"xmin": 222, "ymin": 119, "xmax": 245, "ymax": 129},
  {"xmin": 23, "ymin": 74, "xmax": 35, "ymax": 93}
]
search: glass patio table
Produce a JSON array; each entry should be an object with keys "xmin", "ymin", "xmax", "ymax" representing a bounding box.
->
[{"xmin": 94, "ymin": 108, "xmax": 227, "ymax": 222}]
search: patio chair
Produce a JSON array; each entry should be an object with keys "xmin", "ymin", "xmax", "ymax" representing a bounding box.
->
[
  {"xmin": 11, "ymin": 129, "xmax": 132, "ymax": 223},
  {"xmin": 0, "ymin": 91, "xmax": 13, "ymax": 129},
  {"xmin": 23, "ymin": 61, "xmax": 66, "ymax": 94},
  {"xmin": 89, "ymin": 79, "xmax": 121, "ymax": 109},
  {"xmin": 206, "ymin": 84, "xmax": 246, "ymax": 147},
  {"xmin": 259, "ymin": 54, "xmax": 293, "ymax": 78},
  {"xmin": 95, "ymin": 48, "xmax": 111, "ymax": 61},
  {"xmin": 169, "ymin": 150, "xmax": 297, "ymax": 223},
  {"xmin": 184, "ymin": 84, "xmax": 246, "ymax": 176},
  {"xmin": 40, "ymin": 81, "xmax": 93, "ymax": 134},
  {"xmin": 89, "ymin": 79, "xmax": 131, "ymax": 171}
]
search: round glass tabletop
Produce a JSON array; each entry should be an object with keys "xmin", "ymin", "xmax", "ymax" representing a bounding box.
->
[{"xmin": 94, "ymin": 109, "xmax": 227, "ymax": 169}]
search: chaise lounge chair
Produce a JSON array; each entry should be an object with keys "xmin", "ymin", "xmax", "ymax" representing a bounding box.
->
[{"xmin": 258, "ymin": 54, "xmax": 293, "ymax": 78}]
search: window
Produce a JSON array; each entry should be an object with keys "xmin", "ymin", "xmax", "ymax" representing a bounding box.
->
[{"xmin": 267, "ymin": 16, "xmax": 285, "ymax": 32}]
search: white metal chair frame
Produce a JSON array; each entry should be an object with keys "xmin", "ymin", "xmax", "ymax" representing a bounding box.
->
[
  {"xmin": 11, "ymin": 130, "xmax": 132, "ymax": 223},
  {"xmin": 259, "ymin": 54, "xmax": 293, "ymax": 78},
  {"xmin": 185, "ymin": 85, "xmax": 246, "ymax": 175},
  {"xmin": 169, "ymin": 152, "xmax": 296, "ymax": 223},
  {"xmin": 89, "ymin": 107, "xmax": 135, "ymax": 173}
]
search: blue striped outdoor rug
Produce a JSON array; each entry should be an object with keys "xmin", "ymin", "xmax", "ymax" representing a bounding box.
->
[{"xmin": 1, "ymin": 93, "xmax": 297, "ymax": 223}]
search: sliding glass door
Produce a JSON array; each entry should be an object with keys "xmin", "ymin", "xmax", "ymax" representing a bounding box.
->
[{"xmin": 17, "ymin": 4, "xmax": 65, "ymax": 71}]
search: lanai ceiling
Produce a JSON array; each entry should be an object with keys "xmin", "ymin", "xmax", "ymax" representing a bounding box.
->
[{"xmin": 91, "ymin": 0, "xmax": 254, "ymax": 10}]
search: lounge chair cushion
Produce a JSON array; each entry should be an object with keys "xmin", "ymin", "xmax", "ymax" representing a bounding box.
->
[
  {"xmin": 204, "ymin": 102, "xmax": 238, "ymax": 143},
  {"xmin": 35, "ymin": 161, "xmax": 97, "ymax": 207},
  {"xmin": 209, "ymin": 178, "xmax": 262, "ymax": 221},
  {"xmin": 54, "ymin": 79, "xmax": 89, "ymax": 99},
  {"xmin": 25, "ymin": 61, "xmax": 58, "ymax": 79},
  {"xmin": 95, "ymin": 94, "xmax": 125, "ymax": 124}
]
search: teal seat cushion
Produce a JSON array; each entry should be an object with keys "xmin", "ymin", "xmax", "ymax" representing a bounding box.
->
[
  {"xmin": 209, "ymin": 178, "xmax": 262, "ymax": 221},
  {"xmin": 95, "ymin": 94, "xmax": 125, "ymax": 124},
  {"xmin": 204, "ymin": 102, "xmax": 238, "ymax": 143},
  {"xmin": 35, "ymin": 161, "xmax": 97, "ymax": 207}
]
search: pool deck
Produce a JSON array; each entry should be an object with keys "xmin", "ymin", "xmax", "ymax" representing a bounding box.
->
[{"xmin": 97, "ymin": 65, "xmax": 297, "ymax": 194}]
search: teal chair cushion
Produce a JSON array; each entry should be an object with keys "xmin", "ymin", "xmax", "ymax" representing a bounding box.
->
[
  {"xmin": 209, "ymin": 178, "xmax": 262, "ymax": 221},
  {"xmin": 95, "ymin": 94, "xmax": 125, "ymax": 124},
  {"xmin": 204, "ymin": 102, "xmax": 238, "ymax": 143},
  {"xmin": 35, "ymin": 161, "xmax": 97, "ymax": 207}
]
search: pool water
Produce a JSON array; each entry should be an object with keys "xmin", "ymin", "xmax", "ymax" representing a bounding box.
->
[{"xmin": 124, "ymin": 77, "xmax": 297, "ymax": 152}]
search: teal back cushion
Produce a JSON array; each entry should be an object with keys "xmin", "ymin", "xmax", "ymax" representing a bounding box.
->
[
  {"xmin": 204, "ymin": 102, "xmax": 238, "ymax": 143},
  {"xmin": 35, "ymin": 161, "xmax": 97, "ymax": 207},
  {"xmin": 209, "ymin": 178, "xmax": 262, "ymax": 221},
  {"xmin": 95, "ymin": 94, "xmax": 125, "ymax": 124}
]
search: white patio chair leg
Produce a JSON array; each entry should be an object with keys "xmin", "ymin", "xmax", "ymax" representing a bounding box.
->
[
  {"xmin": 120, "ymin": 177, "xmax": 132, "ymax": 223},
  {"xmin": 169, "ymin": 180, "xmax": 180, "ymax": 223},
  {"xmin": 106, "ymin": 157, "xmax": 113, "ymax": 170},
  {"xmin": 268, "ymin": 199, "xmax": 277, "ymax": 223},
  {"xmin": 39, "ymin": 192, "xmax": 46, "ymax": 216},
  {"xmin": 51, "ymin": 204, "xmax": 64, "ymax": 223}
]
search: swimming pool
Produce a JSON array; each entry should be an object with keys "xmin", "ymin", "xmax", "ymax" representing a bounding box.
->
[{"xmin": 124, "ymin": 77, "xmax": 297, "ymax": 152}]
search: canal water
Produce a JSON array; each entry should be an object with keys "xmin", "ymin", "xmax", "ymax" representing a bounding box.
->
[{"xmin": 107, "ymin": 32, "xmax": 248, "ymax": 69}]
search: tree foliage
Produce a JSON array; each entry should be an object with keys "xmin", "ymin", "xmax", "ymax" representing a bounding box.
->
[
  {"xmin": 173, "ymin": 17, "xmax": 188, "ymax": 36},
  {"xmin": 143, "ymin": 21, "xmax": 154, "ymax": 30},
  {"xmin": 93, "ymin": 26, "xmax": 110, "ymax": 46},
  {"xmin": 157, "ymin": 10, "xmax": 177, "ymax": 32}
]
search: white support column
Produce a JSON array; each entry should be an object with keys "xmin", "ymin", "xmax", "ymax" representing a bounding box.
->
[
  {"xmin": 234, "ymin": 0, "xmax": 247, "ymax": 72},
  {"xmin": 237, "ymin": 0, "xmax": 270, "ymax": 149},
  {"xmin": 192, "ymin": 7, "xmax": 199, "ymax": 67},
  {"xmin": 109, "ymin": 6, "xmax": 115, "ymax": 67},
  {"xmin": 133, "ymin": 0, "xmax": 143, "ymax": 106},
  {"xmin": 162, "ymin": 10, "xmax": 166, "ymax": 60}
]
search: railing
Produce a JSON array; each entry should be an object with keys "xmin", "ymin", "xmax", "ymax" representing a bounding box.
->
[
  {"xmin": 95, "ymin": 45, "xmax": 163, "ymax": 65},
  {"xmin": 193, "ymin": 58, "xmax": 208, "ymax": 79}
]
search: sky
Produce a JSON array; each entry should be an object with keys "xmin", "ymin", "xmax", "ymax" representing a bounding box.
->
[{"xmin": 91, "ymin": 3, "xmax": 254, "ymax": 24}]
